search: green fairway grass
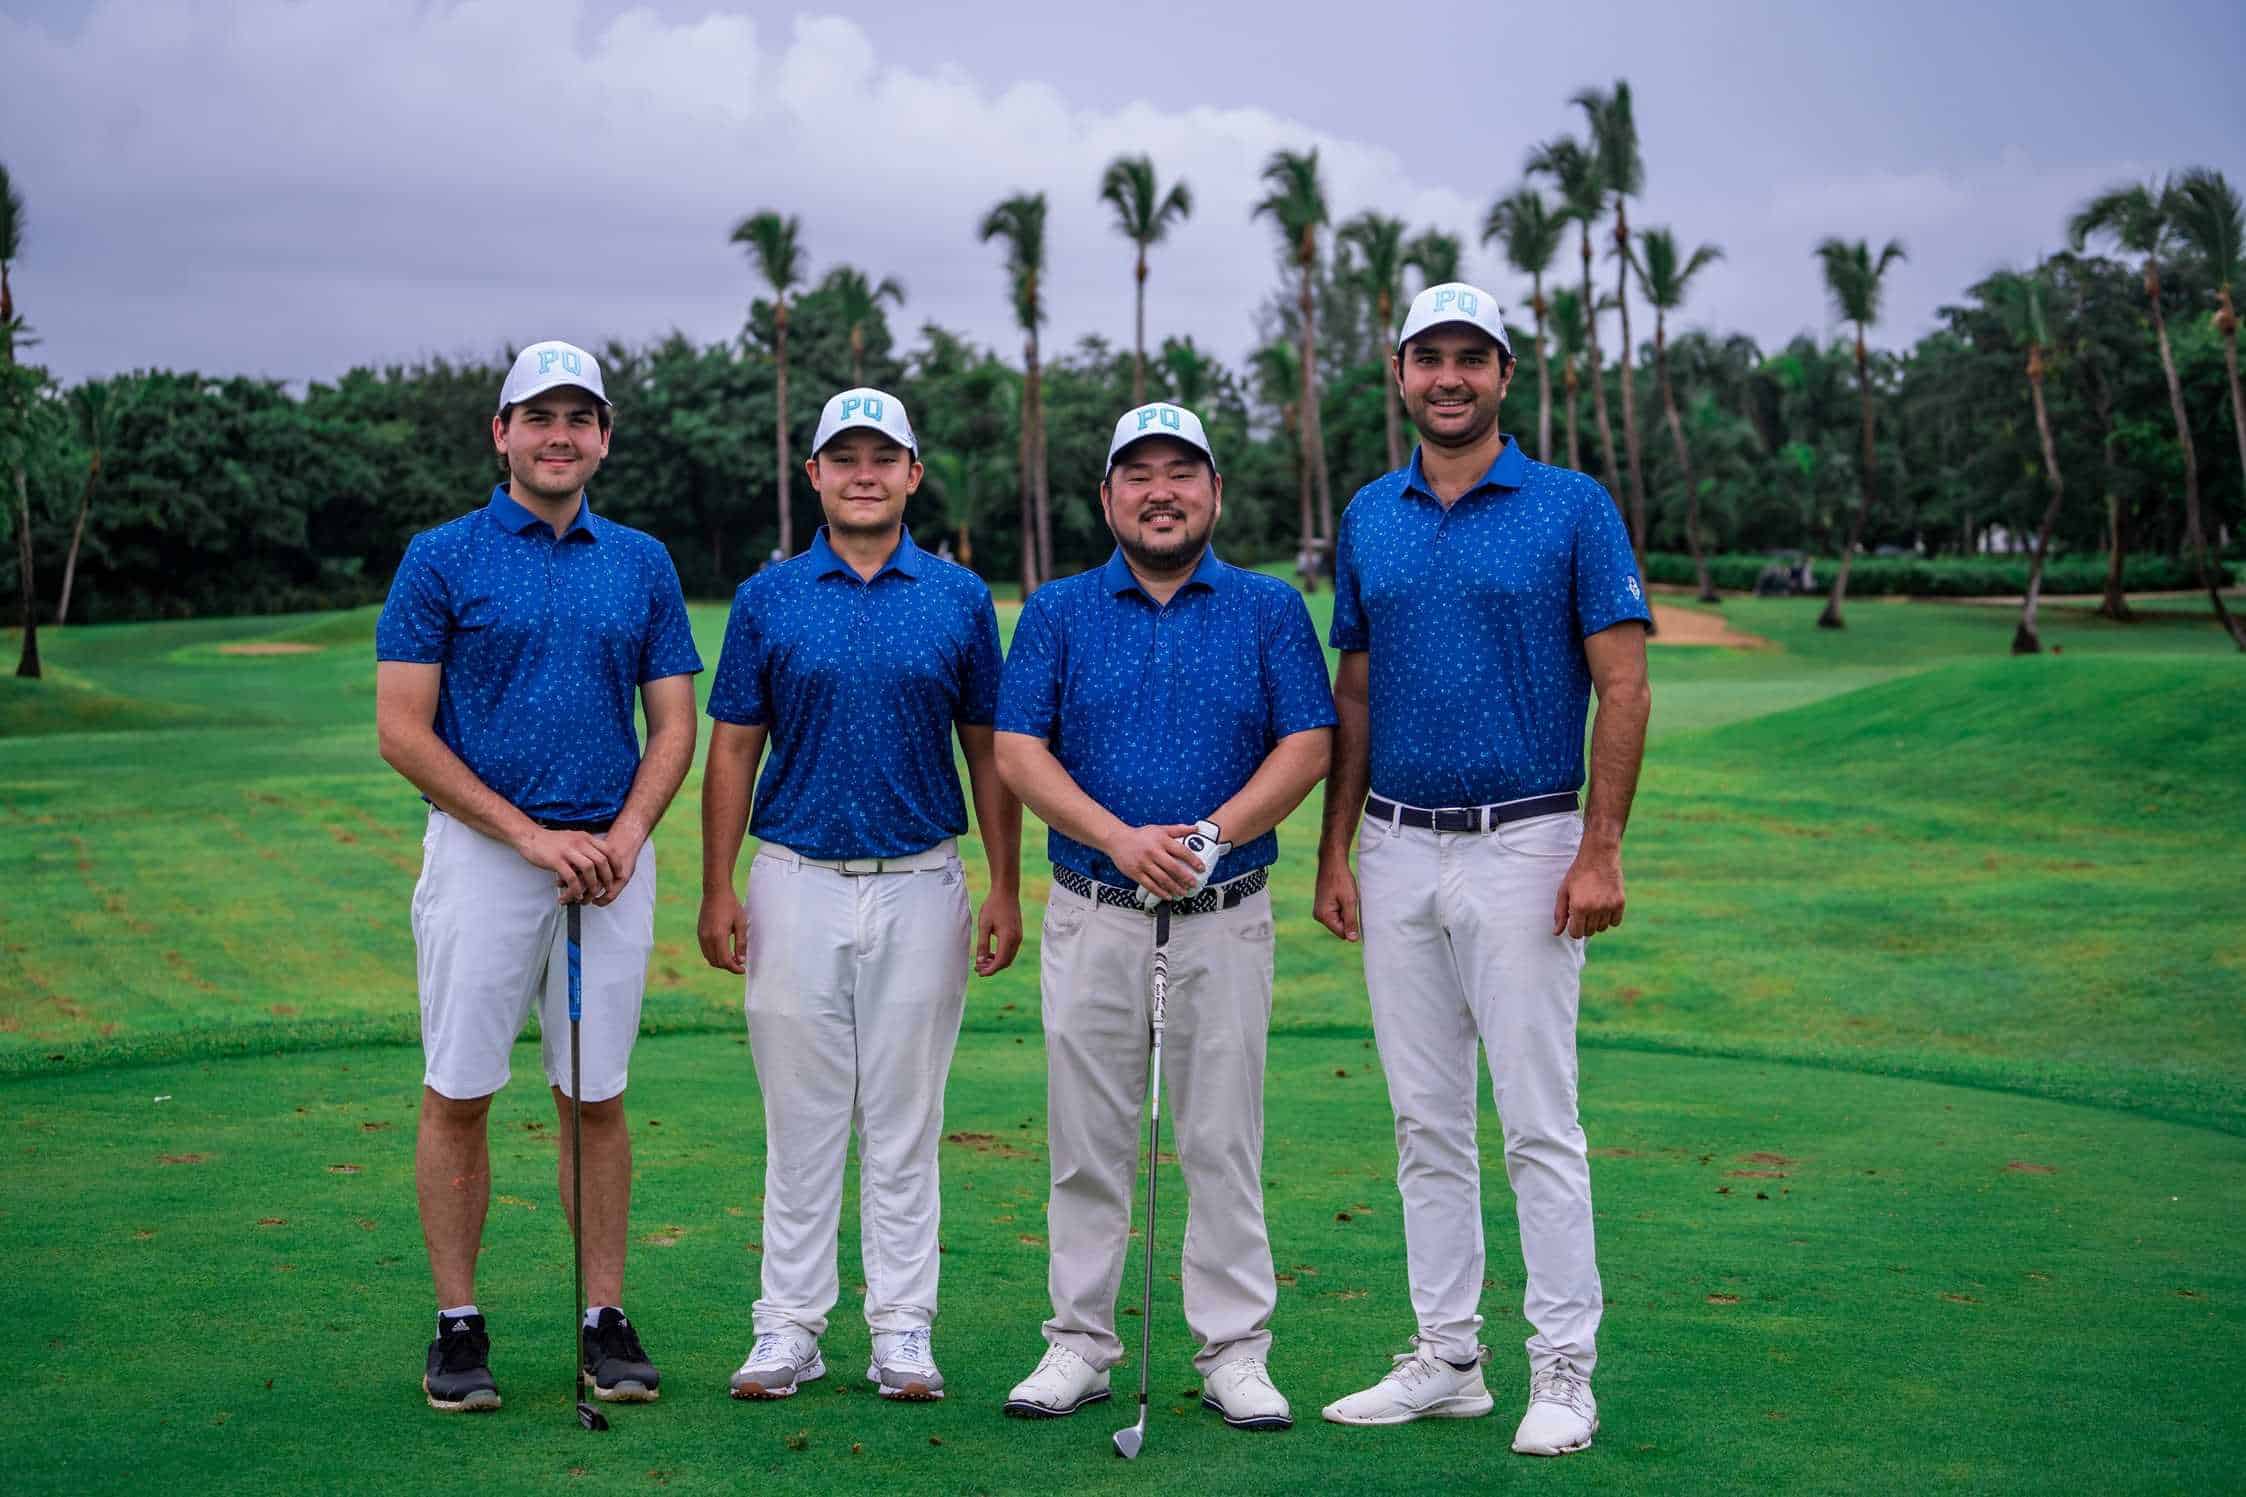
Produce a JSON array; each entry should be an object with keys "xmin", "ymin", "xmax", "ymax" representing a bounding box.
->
[{"xmin": 4, "ymin": 590, "xmax": 2243, "ymax": 1492}]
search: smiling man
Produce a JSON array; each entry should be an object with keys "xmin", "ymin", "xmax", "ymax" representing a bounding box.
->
[
  {"xmin": 1313, "ymin": 284, "xmax": 1652, "ymax": 1453},
  {"xmin": 994, "ymin": 402, "xmax": 1333, "ymax": 1432},
  {"xmin": 699, "ymin": 388, "xmax": 1021, "ymax": 1406},
  {"xmin": 375, "ymin": 340, "xmax": 703, "ymax": 1413}
]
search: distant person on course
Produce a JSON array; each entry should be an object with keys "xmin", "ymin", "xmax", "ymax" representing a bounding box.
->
[
  {"xmin": 374, "ymin": 340, "xmax": 704, "ymax": 1413},
  {"xmin": 993, "ymin": 402, "xmax": 1334, "ymax": 1432},
  {"xmin": 1312, "ymin": 284, "xmax": 1652, "ymax": 1454},
  {"xmin": 699, "ymin": 388, "xmax": 1023, "ymax": 1405}
]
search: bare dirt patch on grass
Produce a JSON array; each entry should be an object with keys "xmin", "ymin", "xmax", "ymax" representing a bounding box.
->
[{"xmin": 1649, "ymin": 603, "xmax": 1772, "ymax": 649}]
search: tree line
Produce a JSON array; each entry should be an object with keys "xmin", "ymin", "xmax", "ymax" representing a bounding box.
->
[{"xmin": 5, "ymin": 90, "xmax": 2244, "ymax": 678}]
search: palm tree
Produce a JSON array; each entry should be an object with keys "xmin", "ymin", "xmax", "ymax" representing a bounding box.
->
[
  {"xmin": 730, "ymin": 210, "xmax": 803, "ymax": 558},
  {"xmin": 919, "ymin": 449, "xmax": 980, "ymax": 567},
  {"xmin": 1160, "ymin": 335, "xmax": 1216, "ymax": 410},
  {"xmin": 1253, "ymin": 149, "xmax": 1335, "ymax": 553},
  {"xmin": 980, "ymin": 192, "xmax": 1052, "ymax": 594},
  {"xmin": 1486, "ymin": 187, "xmax": 1566, "ymax": 462},
  {"xmin": 2, "ymin": 159, "xmax": 36, "ymax": 680},
  {"xmin": 1574, "ymin": 81, "xmax": 1650, "ymax": 557},
  {"xmin": 820, "ymin": 265, "xmax": 906, "ymax": 387},
  {"xmin": 1098, "ymin": 155, "xmax": 1193, "ymax": 407},
  {"xmin": 55, "ymin": 377, "xmax": 115, "ymax": 626},
  {"xmin": 1631, "ymin": 227, "xmax": 1725, "ymax": 602},
  {"xmin": 1527, "ymin": 135, "xmax": 1619, "ymax": 491},
  {"xmin": 1550, "ymin": 287, "xmax": 1588, "ymax": 470},
  {"xmin": 1251, "ymin": 338, "xmax": 1315, "ymax": 588},
  {"xmin": 1985, "ymin": 267, "xmax": 2068, "ymax": 654},
  {"xmin": 2174, "ymin": 168, "xmax": 2246, "ymax": 512},
  {"xmin": 1403, "ymin": 229, "xmax": 1462, "ymax": 292},
  {"xmin": 1340, "ymin": 212, "xmax": 1409, "ymax": 469},
  {"xmin": 1812, "ymin": 236, "xmax": 1907, "ymax": 630},
  {"xmin": 2072, "ymin": 178, "xmax": 2246, "ymax": 649}
]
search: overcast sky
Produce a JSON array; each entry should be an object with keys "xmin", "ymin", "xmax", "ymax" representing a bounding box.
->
[{"xmin": 4, "ymin": 0, "xmax": 2243, "ymax": 389}]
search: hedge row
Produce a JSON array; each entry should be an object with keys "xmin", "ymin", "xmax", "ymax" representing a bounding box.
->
[{"xmin": 1643, "ymin": 552, "xmax": 2232, "ymax": 597}]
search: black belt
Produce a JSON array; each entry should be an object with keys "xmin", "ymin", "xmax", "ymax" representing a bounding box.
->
[
  {"xmin": 1051, "ymin": 864, "xmax": 1268, "ymax": 917},
  {"xmin": 1363, "ymin": 792, "xmax": 1577, "ymax": 834},
  {"xmin": 534, "ymin": 816, "xmax": 616, "ymax": 834}
]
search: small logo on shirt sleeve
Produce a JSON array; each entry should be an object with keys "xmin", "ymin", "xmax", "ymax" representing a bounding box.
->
[{"xmin": 1625, "ymin": 576, "xmax": 1642, "ymax": 600}]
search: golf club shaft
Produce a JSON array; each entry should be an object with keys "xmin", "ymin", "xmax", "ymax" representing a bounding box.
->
[
  {"xmin": 568, "ymin": 900, "xmax": 584, "ymax": 1422},
  {"xmin": 1135, "ymin": 906, "xmax": 1170, "ymax": 1421}
]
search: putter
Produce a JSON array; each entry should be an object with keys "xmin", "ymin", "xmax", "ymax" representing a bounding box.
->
[
  {"xmin": 1113, "ymin": 903, "xmax": 1171, "ymax": 1461},
  {"xmin": 567, "ymin": 901, "xmax": 610, "ymax": 1433}
]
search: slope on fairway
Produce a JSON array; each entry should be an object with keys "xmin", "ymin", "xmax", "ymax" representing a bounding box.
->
[{"xmin": 10, "ymin": 1032, "xmax": 2240, "ymax": 1496}]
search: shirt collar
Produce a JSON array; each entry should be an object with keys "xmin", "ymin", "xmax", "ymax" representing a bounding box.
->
[
  {"xmin": 1401, "ymin": 436, "xmax": 1528, "ymax": 503},
  {"xmin": 810, "ymin": 524, "xmax": 924, "ymax": 582},
  {"xmin": 486, "ymin": 484, "xmax": 595, "ymax": 540},
  {"xmin": 1102, "ymin": 543, "xmax": 1226, "ymax": 602}
]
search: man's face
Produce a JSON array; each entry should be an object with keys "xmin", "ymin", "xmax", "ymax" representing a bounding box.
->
[
  {"xmin": 1101, "ymin": 436, "xmax": 1221, "ymax": 571},
  {"xmin": 493, "ymin": 389, "xmax": 611, "ymax": 504},
  {"xmin": 1396, "ymin": 326, "xmax": 1513, "ymax": 450},
  {"xmin": 808, "ymin": 429, "xmax": 920, "ymax": 538}
]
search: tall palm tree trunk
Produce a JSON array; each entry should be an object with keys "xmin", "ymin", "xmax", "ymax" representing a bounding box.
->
[
  {"xmin": 2147, "ymin": 268, "xmax": 2246, "ymax": 648},
  {"xmin": 774, "ymin": 305, "xmax": 794, "ymax": 559},
  {"xmin": 1532, "ymin": 276, "xmax": 1552, "ymax": 463},
  {"xmin": 13, "ymin": 461, "xmax": 38, "ymax": 679},
  {"xmin": 2080, "ymin": 340, "xmax": 2133, "ymax": 620},
  {"xmin": 1613, "ymin": 210, "xmax": 1649, "ymax": 555},
  {"xmin": 2220, "ymin": 290, "xmax": 2246, "ymax": 501},
  {"xmin": 56, "ymin": 448, "xmax": 98, "ymax": 625},
  {"xmin": 1132, "ymin": 253, "xmax": 1148, "ymax": 407},
  {"xmin": 1289, "ymin": 405, "xmax": 1314, "ymax": 592},
  {"xmin": 1030, "ymin": 337, "xmax": 1054, "ymax": 586},
  {"xmin": 1298, "ymin": 250, "xmax": 1335, "ymax": 546},
  {"xmin": 1017, "ymin": 342, "xmax": 1039, "ymax": 597},
  {"xmin": 1580, "ymin": 228, "xmax": 1619, "ymax": 501},
  {"xmin": 1378, "ymin": 288, "xmax": 1402, "ymax": 471},
  {"xmin": 2013, "ymin": 349, "xmax": 2067, "ymax": 654},
  {"xmin": 1818, "ymin": 329, "xmax": 1876, "ymax": 630},
  {"xmin": 1653, "ymin": 314, "xmax": 1715, "ymax": 602},
  {"xmin": 1563, "ymin": 361, "xmax": 1581, "ymax": 470}
]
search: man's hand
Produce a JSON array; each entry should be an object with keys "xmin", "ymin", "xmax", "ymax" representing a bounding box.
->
[
  {"xmin": 1106, "ymin": 823, "xmax": 1203, "ymax": 900},
  {"xmin": 976, "ymin": 890, "xmax": 1023, "ymax": 977},
  {"xmin": 698, "ymin": 888, "xmax": 749, "ymax": 973},
  {"xmin": 589, "ymin": 827, "xmax": 645, "ymax": 908},
  {"xmin": 517, "ymin": 827, "xmax": 618, "ymax": 905},
  {"xmin": 1553, "ymin": 849, "xmax": 1625, "ymax": 939},
  {"xmin": 1313, "ymin": 853, "xmax": 1361, "ymax": 942}
]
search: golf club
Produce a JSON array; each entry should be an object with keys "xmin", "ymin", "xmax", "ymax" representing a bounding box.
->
[
  {"xmin": 1113, "ymin": 903, "xmax": 1171, "ymax": 1461},
  {"xmin": 567, "ymin": 901, "xmax": 610, "ymax": 1433}
]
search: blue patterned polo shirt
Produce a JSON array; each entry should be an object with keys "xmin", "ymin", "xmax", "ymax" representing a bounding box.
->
[
  {"xmin": 1329, "ymin": 437, "xmax": 1649, "ymax": 807},
  {"xmin": 705, "ymin": 526, "xmax": 1004, "ymax": 861},
  {"xmin": 997, "ymin": 545, "xmax": 1337, "ymax": 888},
  {"xmin": 375, "ymin": 484, "xmax": 705, "ymax": 825}
]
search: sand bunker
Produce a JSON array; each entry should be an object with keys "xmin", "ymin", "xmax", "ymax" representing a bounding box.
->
[{"xmin": 1648, "ymin": 604, "xmax": 1770, "ymax": 649}]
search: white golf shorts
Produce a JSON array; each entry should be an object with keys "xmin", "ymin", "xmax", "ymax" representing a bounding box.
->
[{"xmin": 410, "ymin": 808, "xmax": 656, "ymax": 1102}]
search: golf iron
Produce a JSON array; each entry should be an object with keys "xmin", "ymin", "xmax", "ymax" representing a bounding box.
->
[
  {"xmin": 1113, "ymin": 904, "xmax": 1171, "ymax": 1460},
  {"xmin": 567, "ymin": 902, "xmax": 610, "ymax": 1433}
]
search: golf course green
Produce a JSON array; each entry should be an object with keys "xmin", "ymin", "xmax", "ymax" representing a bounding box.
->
[{"xmin": 3, "ymin": 588, "xmax": 2241, "ymax": 1493}]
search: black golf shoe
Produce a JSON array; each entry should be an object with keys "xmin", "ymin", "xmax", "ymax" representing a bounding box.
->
[
  {"xmin": 424, "ymin": 1313, "xmax": 501, "ymax": 1412},
  {"xmin": 582, "ymin": 1308, "xmax": 661, "ymax": 1402}
]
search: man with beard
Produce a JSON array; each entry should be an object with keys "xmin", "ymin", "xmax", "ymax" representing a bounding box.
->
[
  {"xmin": 1312, "ymin": 284, "xmax": 1651, "ymax": 1454},
  {"xmin": 376, "ymin": 340, "xmax": 704, "ymax": 1412},
  {"xmin": 700, "ymin": 388, "xmax": 1022, "ymax": 1405},
  {"xmin": 993, "ymin": 402, "xmax": 1334, "ymax": 1432}
]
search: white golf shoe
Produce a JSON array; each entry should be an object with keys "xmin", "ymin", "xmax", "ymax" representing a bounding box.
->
[
  {"xmin": 1001, "ymin": 1342, "xmax": 1111, "ymax": 1418},
  {"xmin": 728, "ymin": 1329, "xmax": 824, "ymax": 1400},
  {"xmin": 1320, "ymin": 1339, "xmax": 1494, "ymax": 1426},
  {"xmin": 1201, "ymin": 1356, "xmax": 1293, "ymax": 1431},
  {"xmin": 1511, "ymin": 1364, "xmax": 1598, "ymax": 1455},
  {"xmin": 868, "ymin": 1326, "xmax": 944, "ymax": 1401}
]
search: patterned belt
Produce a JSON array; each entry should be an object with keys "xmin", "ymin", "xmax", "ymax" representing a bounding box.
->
[{"xmin": 1050, "ymin": 864, "xmax": 1268, "ymax": 917}]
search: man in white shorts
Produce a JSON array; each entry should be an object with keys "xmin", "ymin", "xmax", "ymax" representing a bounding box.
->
[
  {"xmin": 698, "ymin": 388, "xmax": 1021, "ymax": 1404},
  {"xmin": 1313, "ymin": 284, "xmax": 1651, "ymax": 1454},
  {"xmin": 375, "ymin": 340, "xmax": 704, "ymax": 1412}
]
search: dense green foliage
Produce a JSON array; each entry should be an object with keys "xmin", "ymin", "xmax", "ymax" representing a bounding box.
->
[{"xmin": 1644, "ymin": 549, "xmax": 2228, "ymax": 596}]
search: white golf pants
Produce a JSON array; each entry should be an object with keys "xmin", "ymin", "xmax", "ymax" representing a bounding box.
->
[
  {"xmin": 743, "ymin": 841, "xmax": 970, "ymax": 1339},
  {"xmin": 1357, "ymin": 808, "xmax": 1602, "ymax": 1377},
  {"xmin": 1038, "ymin": 880, "xmax": 1278, "ymax": 1376}
]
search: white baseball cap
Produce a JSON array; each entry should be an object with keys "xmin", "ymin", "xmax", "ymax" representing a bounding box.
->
[
  {"xmin": 1106, "ymin": 402, "xmax": 1217, "ymax": 471},
  {"xmin": 497, "ymin": 340, "xmax": 609, "ymax": 413},
  {"xmin": 1395, "ymin": 281, "xmax": 1512, "ymax": 359},
  {"xmin": 812, "ymin": 387, "xmax": 917, "ymax": 456}
]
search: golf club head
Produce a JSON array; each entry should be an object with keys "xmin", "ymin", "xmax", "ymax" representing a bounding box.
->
[
  {"xmin": 577, "ymin": 1401, "xmax": 610, "ymax": 1432},
  {"xmin": 1112, "ymin": 1418, "xmax": 1145, "ymax": 1460}
]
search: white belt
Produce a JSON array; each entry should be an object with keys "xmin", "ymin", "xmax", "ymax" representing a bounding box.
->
[{"xmin": 758, "ymin": 838, "xmax": 957, "ymax": 876}]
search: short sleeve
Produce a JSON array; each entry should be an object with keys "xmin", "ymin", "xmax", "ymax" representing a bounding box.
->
[
  {"xmin": 994, "ymin": 593, "xmax": 1063, "ymax": 739},
  {"xmin": 638, "ymin": 545, "xmax": 706, "ymax": 682},
  {"xmin": 1328, "ymin": 507, "xmax": 1368, "ymax": 652},
  {"xmin": 1263, "ymin": 587, "xmax": 1339, "ymax": 738},
  {"xmin": 705, "ymin": 584, "xmax": 771, "ymax": 725},
  {"xmin": 956, "ymin": 587, "xmax": 1004, "ymax": 726},
  {"xmin": 374, "ymin": 534, "xmax": 450, "ymax": 664},
  {"xmin": 1572, "ymin": 484, "xmax": 1654, "ymax": 636}
]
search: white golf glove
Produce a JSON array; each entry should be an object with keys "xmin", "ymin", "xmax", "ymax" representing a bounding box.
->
[{"xmin": 1138, "ymin": 820, "xmax": 1230, "ymax": 909}]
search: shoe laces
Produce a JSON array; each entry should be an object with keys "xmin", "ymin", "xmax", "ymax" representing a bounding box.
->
[
  {"xmin": 1223, "ymin": 1356, "xmax": 1274, "ymax": 1390},
  {"xmin": 436, "ymin": 1323, "xmax": 489, "ymax": 1374},
  {"xmin": 747, "ymin": 1331, "xmax": 801, "ymax": 1368},
  {"xmin": 1036, "ymin": 1343, "xmax": 1087, "ymax": 1378},
  {"xmin": 590, "ymin": 1312, "xmax": 647, "ymax": 1363},
  {"xmin": 889, "ymin": 1327, "xmax": 933, "ymax": 1369},
  {"xmin": 1530, "ymin": 1364, "xmax": 1591, "ymax": 1415}
]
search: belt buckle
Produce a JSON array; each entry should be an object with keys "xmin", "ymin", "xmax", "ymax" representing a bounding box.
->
[
  {"xmin": 836, "ymin": 857, "xmax": 882, "ymax": 876},
  {"xmin": 1432, "ymin": 807, "xmax": 1481, "ymax": 834}
]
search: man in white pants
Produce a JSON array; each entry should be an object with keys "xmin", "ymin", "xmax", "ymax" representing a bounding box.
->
[
  {"xmin": 376, "ymin": 340, "xmax": 704, "ymax": 1412},
  {"xmin": 1313, "ymin": 284, "xmax": 1652, "ymax": 1454},
  {"xmin": 994, "ymin": 403, "xmax": 1334, "ymax": 1432},
  {"xmin": 698, "ymin": 388, "xmax": 1022, "ymax": 1403}
]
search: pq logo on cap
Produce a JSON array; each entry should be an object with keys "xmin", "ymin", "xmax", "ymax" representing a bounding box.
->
[
  {"xmin": 1431, "ymin": 288, "xmax": 1480, "ymax": 318},
  {"xmin": 537, "ymin": 347, "xmax": 586, "ymax": 377},
  {"xmin": 838, "ymin": 394, "xmax": 886, "ymax": 423}
]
